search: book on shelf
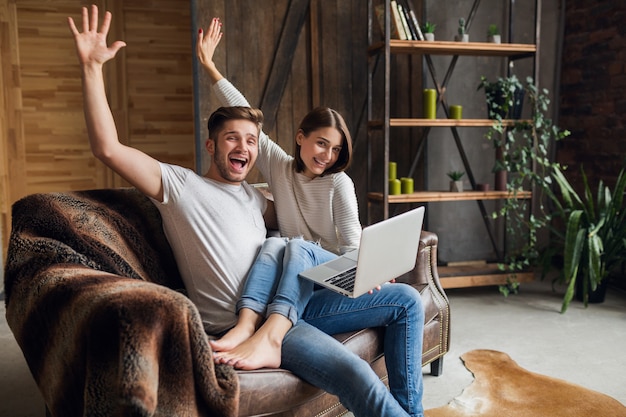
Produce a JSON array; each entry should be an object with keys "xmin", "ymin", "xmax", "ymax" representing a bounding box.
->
[
  {"xmin": 374, "ymin": 3, "xmax": 402, "ymax": 40},
  {"xmin": 401, "ymin": 0, "xmax": 424, "ymax": 41},
  {"xmin": 397, "ymin": 2, "xmax": 415, "ymax": 40},
  {"xmin": 390, "ymin": 1, "xmax": 408, "ymax": 40}
]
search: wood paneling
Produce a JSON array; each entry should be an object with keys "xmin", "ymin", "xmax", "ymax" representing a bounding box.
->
[
  {"xmin": 0, "ymin": 0, "xmax": 195, "ymax": 252},
  {"xmin": 0, "ymin": 0, "xmax": 26, "ymax": 256},
  {"xmin": 121, "ymin": 1, "xmax": 194, "ymax": 173}
]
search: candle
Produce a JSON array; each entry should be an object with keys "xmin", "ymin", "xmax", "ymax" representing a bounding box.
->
[
  {"xmin": 388, "ymin": 161, "xmax": 397, "ymax": 181},
  {"xmin": 400, "ymin": 177, "xmax": 414, "ymax": 194},
  {"xmin": 449, "ymin": 105, "xmax": 463, "ymax": 119},
  {"xmin": 423, "ymin": 89, "xmax": 437, "ymax": 119},
  {"xmin": 389, "ymin": 179, "xmax": 401, "ymax": 195}
]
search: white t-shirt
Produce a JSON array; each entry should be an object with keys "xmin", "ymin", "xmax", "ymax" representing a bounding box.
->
[
  {"xmin": 212, "ymin": 78, "xmax": 362, "ymax": 254},
  {"xmin": 152, "ymin": 163, "xmax": 267, "ymax": 334}
]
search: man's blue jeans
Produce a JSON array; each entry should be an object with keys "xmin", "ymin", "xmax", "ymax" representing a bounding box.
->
[{"xmin": 238, "ymin": 237, "xmax": 424, "ymax": 417}]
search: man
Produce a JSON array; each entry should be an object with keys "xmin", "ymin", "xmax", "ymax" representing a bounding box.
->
[{"xmin": 68, "ymin": 6, "xmax": 423, "ymax": 416}]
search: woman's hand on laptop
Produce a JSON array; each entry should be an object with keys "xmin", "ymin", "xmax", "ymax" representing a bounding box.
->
[{"xmin": 367, "ymin": 278, "xmax": 396, "ymax": 294}]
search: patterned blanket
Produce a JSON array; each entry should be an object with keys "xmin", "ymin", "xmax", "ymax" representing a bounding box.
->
[{"xmin": 4, "ymin": 189, "xmax": 239, "ymax": 417}]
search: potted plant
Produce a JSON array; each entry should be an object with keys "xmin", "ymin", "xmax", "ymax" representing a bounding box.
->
[
  {"xmin": 482, "ymin": 77, "xmax": 571, "ymax": 297},
  {"xmin": 543, "ymin": 163, "xmax": 626, "ymax": 312},
  {"xmin": 455, "ymin": 18, "xmax": 469, "ymax": 42},
  {"xmin": 447, "ymin": 171, "xmax": 465, "ymax": 192},
  {"xmin": 477, "ymin": 75, "xmax": 525, "ymax": 191},
  {"xmin": 477, "ymin": 75, "xmax": 525, "ymax": 120},
  {"xmin": 487, "ymin": 24, "xmax": 501, "ymax": 43},
  {"xmin": 422, "ymin": 22, "xmax": 436, "ymax": 41}
]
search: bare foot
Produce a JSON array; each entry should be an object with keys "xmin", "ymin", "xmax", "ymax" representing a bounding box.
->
[
  {"xmin": 210, "ymin": 322, "xmax": 256, "ymax": 352},
  {"xmin": 214, "ymin": 314, "xmax": 292, "ymax": 370},
  {"xmin": 210, "ymin": 308, "xmax": 262, "ymax": 352}
]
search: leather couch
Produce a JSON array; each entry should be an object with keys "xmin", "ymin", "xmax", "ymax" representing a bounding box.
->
[{"xmin": 4, "ymin": 189, "xmax": 450, "ymax": 417}]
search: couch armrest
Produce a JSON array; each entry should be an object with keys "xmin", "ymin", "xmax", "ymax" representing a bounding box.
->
[
  {"xmin": 398, "ymin": 231, "xmax": 441, "ymax": 290},
  {"xmin": 397, "ymin": 230, "xmax": 450, "ymax": 373}
]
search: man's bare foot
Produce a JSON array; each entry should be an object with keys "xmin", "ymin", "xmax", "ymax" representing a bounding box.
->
[{"xmin": 213, "ymin": 314, "xmax": 292, "ymax": 370}]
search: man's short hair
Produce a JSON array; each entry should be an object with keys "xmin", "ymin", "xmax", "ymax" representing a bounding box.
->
[{"xmin": 208, "ymin": 106, "xmax": 264, "ymax": 140}]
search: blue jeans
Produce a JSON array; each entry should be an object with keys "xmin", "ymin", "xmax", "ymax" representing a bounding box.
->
[
  {"xmin": 238, "ymin": 237, "xmax": 336, "ymax": 324},
  {"xmin": 238, "ymin": 237, "xmax": 425, "ymax": 417}
]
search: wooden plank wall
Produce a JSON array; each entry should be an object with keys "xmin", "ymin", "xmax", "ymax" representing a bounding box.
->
[
  {"xmin": 1, "ymin": 0, "xmax": 424, "ymax": 254},
  {"xmin": 0, "ymin": 0, "xmax": 195, "ymax": 254},
  {"xmin": 0, "ymin": 0, "xmax": 27, "ymax": 254}
]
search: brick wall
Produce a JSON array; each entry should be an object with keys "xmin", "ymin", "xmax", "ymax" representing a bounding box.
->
[{"xmin": 558, "ymin": 1, "xmax": 626, "ymax": 191}]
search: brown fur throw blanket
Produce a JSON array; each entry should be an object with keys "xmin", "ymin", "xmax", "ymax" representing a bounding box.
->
[{"xmin": 4, "ymin": 189, "xmax": 239, "ymax": 417}]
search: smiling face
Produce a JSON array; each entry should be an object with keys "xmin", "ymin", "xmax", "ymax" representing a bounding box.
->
[
  {"xmin": 296, "ymin": 127, "xmax": 343, "ymax": 178},
  {"xmin": 205, "ymin": 119, "xmax": 259, "ymax": 184},
  {"xmin": 293, "ymin": 107, "xmax": 353, "ymax": 177}
]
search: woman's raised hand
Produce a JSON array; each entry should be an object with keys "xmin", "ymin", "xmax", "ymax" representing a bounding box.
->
[{"xmin": 197, "ymin": 17, "xmax": 223, "ymax": 72}]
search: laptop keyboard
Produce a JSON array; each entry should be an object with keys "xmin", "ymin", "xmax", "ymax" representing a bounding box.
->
[{"xmin": 325, "ymin": 267, "xmax": 356, "ymax": 292}]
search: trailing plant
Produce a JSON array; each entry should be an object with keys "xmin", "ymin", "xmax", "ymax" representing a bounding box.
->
[
  {"xmin": 542, "ymin": 163, "xmax": 626, "ymax": 312},
  {"xmin": 478, "ymin": 75, "xmax": 525, "ymax": 125},
  {"xmin": 480, "ymin": 76, "xmax": 570, "ymax": 297}
]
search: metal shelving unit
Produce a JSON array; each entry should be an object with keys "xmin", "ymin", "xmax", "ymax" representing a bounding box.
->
[{"xmin": 366, "ymin": 0, "xmax": 541, "ymax": 288}]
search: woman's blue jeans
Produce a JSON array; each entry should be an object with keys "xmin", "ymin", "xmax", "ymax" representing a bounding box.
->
[
  {"xmin": 238, "ymin": 237, "xmax": 425, "ymax": 417},
  {"xmin": 238, "ymin": 237, "xmax": 336, "ymax": 325}
]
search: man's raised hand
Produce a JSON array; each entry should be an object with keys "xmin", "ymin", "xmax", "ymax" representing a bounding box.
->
[{"xmin": 67, "ymin": 5, "xmax": 126, "ymax": 67}]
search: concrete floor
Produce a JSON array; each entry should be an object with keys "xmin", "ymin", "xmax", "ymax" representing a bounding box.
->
[{"xmin": 1, "ymin": 279, "xmax": 625, "ymax": 416}]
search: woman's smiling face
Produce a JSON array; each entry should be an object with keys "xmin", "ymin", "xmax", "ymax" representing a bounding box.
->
[{"xmin": 296, "ymin": 127, "xmax": 343, "ymax": 178}]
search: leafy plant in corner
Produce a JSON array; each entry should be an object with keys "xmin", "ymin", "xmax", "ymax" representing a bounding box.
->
[
  {"xmin": 480, "ymin": 76, "xmax": 570, "ymax": 297},
  {"xmin": 542, "ymin": 163, "xmax": 626, "ymax": 313}
]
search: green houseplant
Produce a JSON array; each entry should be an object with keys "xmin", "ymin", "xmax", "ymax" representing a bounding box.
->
[
  {"xmin": 487, "ymin": 24, "xmax": 500, "ymax": 43},
  {"xmin": 447, "ymin": 170, "xmax": 465, "ymax": 192},
  {"xmin": 422, "ymin": 22, "xmax": 436, "ymax": 41},
  {"xmin": 455, "ymin": 18, "xmax": 469, "ymax": 42},
  {"xmin": 479, "ymin": 76, "xmax": 570, "ymax": 296},
  {"xmin": 543, "ymin": 163, "xmax": 626, "ymax": 312},
  {"xmin": 477, "ymin": 75, "xmax": 525, "ymax": 122},
  {"xmin": 477, "ymin": 75, "xmax": 526, "ymax": 190}
]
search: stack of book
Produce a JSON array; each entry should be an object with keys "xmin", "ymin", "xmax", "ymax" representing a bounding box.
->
[{"xmin": 374, "ymin": 0, "xmax": 424, "ymax": 41}]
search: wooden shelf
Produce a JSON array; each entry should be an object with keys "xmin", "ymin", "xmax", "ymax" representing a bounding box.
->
[
  {"xmin": 368, "ymin": 190, "xmax": 532, "ymax": 203},
  {"xmin": 438, "ymin": 263, "xmax": 535, "ymax": 289},
  {"xmin": 368, "ymin": 40, "xmax": 536, "ymax": 59},
  {"xmin": 366, "ymin": 0, "xmax": 540, "ymax": 289},
  {"xmin": 368, "ymin": 118, "xmax": 529, "ymax": 128}
]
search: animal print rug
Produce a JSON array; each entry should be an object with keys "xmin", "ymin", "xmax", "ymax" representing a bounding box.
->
[{"xmin": 426, "ymin": 349, "xmax": 626, "ymax": 417}]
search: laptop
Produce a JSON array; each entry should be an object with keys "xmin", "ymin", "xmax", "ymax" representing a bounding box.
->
[{"xmin": 299, "ymin": 206, "xmax": 425, "ymax": 298}]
